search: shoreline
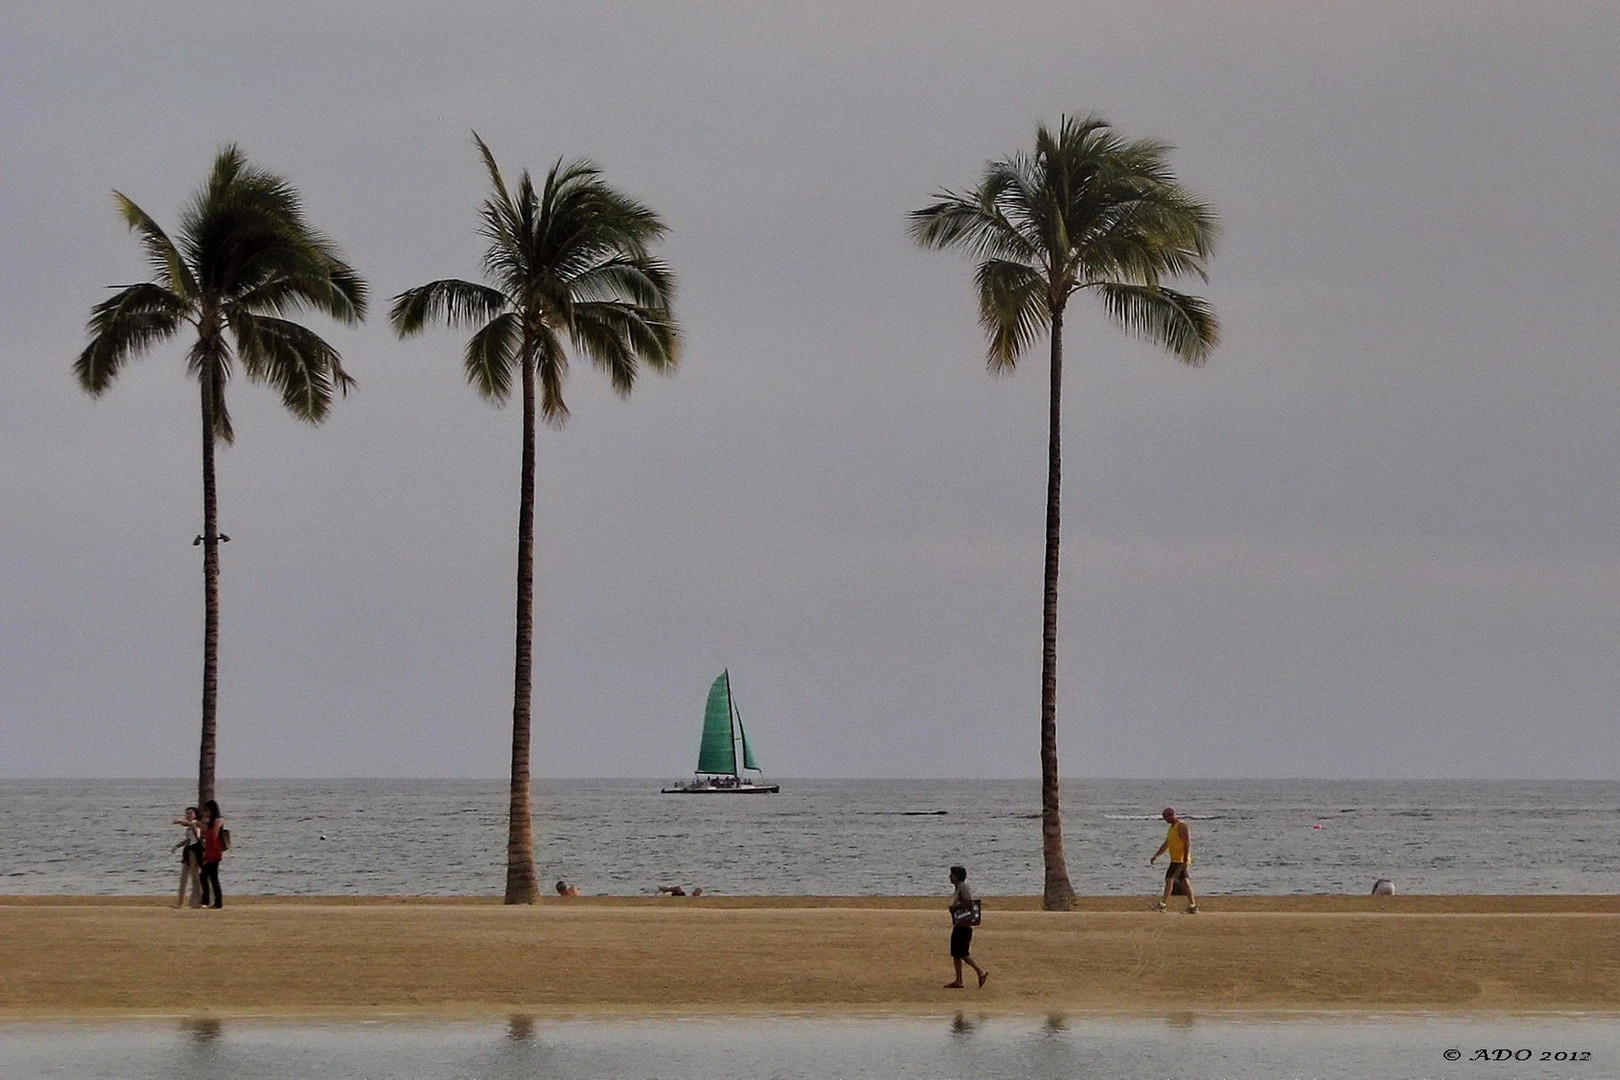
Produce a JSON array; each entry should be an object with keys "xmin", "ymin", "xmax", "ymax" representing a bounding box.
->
[
  {"xmin": 8, "ymin": 893, "xmax": 1620, "ymax": 910},
  {"xmin": 4, "ymin": 895, "xmax": 1619, "ymax": 1020}
]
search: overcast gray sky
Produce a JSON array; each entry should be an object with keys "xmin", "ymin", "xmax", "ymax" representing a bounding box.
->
[{"xmin": 4, "ymin": 2, "xmax": 1618, "ymax": 780}]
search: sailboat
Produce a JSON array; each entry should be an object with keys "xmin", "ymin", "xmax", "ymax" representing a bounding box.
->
[{"xmin": 661, "ymin": 670, "xmax": 780, "ymax": 794}]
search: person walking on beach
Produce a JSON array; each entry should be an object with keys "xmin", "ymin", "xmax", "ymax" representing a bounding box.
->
[
  {"xmin": 172, "ymin": 806, "xmax": 204, "ymax": 907},
  {"xmin": 198, "ymin": 799, "xmax": 227, "ymax": 909},
  {"xmin": 1149, "ymin": 807, "xmax": 1198, "ymax": 913},
  {"xmin": 944, "ymin": 865, "xmax": 988, "ymax": 988}
]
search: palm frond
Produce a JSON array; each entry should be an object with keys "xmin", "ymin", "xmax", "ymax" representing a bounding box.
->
[
  {"xmin": 113, "ymin": 194, "xmax": 196, "ymax": 296},
  {"xmin": 211, "ymin": 360, "xmax": 235, "ymax": 444},
  {"xmin": 186, "ymin": 336, "xmax": 237, "ymax": 442},
  {"xmin": 569, "ymin": 301, "xmax": 680, "ymax": 393},
  {"xmin": 473, "ymin": 133, "xmax": 515, "ymax": 223},
  {"xmin": 328, "ymin": 261, "xmax": 370, "ymax": 322},
  {"xmin": 974, "ymin": 260, "xmax": 1049, "ymax": 371},
  {"xmin": 229, "ymin": 311, "xmax": 353, "ymax": 422},
  {"xmin": 1094, "ymin": 282, "xmax": 1219, "ymax": 364},
  {"xmin": 390, "ymin": 279, "xmax": 509, "ymax": 336},
  {"xmin": 74, "ymin": 283, "xmax": 189, "ymax": 393},
  {"xmin": 565, "ymin": 256, "xmax": 676, "ymax": 309},
  {"xmin": 285, "ymin": 247, "xmax": 369, "ymax": 324},
  {"xmin": 994, "ymin": 153, "xmax": 1069, "ymax": 266},
  {"xmin": 232, "ymin": 256, "xmax": 368, "ymax": 324},
  {"xmin": 1077, "ymin": 185, "xmax": 1217, "ymax": 284},
  {"xmin": 567, "ymin": 312, "xmax": 636, "ymax": 396},
  {"xmin": 544, "ymin": 170, "xmax": 667, "ymax": 277},
  {"xmin": 532, "ymin": 328, "xmax": 571, "ymax": 425},
  {"xmin": 479, "ymin": 186, "xmax": 530, "ymax": 293},
  {"xmin": 463, "ymin": 311, "xmax": 521, "ymax": 403},
  {"xmin": 908, "ymin": 187, "xmax": 1035, "ymax": 264}
]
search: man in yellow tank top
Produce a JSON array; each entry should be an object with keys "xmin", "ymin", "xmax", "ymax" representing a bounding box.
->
[{"xmin": 1149, "ymin": 807, "xmax": 1199, "ymax": 913}]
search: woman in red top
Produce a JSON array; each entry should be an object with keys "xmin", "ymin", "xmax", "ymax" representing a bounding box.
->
[{"xmin": 199, "ymin": 799, "xmax": 226, "ymax": 909}]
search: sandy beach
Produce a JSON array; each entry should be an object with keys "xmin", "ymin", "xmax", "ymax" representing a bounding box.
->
[{"xmin": 3, "ymin": 894, "xmax": 1618, "ymax": 1019}]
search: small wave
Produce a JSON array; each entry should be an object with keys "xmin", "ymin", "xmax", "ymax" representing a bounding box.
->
[{"xmin": 870, "ymin": 810, "xmax": 948, "ymax": 816}]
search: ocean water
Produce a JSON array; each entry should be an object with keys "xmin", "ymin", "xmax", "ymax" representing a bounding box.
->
[
  {"xmin": 2, "ymin": 778, "xmax": 1616, "ymax": 898},
  {"xmin": 3, "ymin": 1013, "xmax": 1619, "ymax": 1080}
]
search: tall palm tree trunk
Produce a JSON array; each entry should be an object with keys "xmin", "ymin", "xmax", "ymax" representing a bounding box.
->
[
  {"xmin": 197, "ymin": 362, "xmax": 221, "ymax": 808},
  {"xmin": 1040, "ymin": 307, "xmax": 1077, "ymax": 910},
  {"xmin": 505, "ymin": 349, "xmax": 540, "ymax": 904}
]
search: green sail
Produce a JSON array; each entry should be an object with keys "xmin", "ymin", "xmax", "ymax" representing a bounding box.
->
[
  {"xmin": 738, "ymin": 715, "xmax": 759, "ymax": 771},
  {"xmin": 696, "ymin": 671, "xmax": 736, "ymax": 774}
]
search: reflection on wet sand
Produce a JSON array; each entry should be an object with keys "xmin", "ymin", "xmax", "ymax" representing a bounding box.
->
[
  {"xmin": 181, "ymin": 1016, "xmax": 221, "ymax": 1043},
  {"xmin": 0, "ymin": 1013, "xmax": 1611, "ymax": 1080}
]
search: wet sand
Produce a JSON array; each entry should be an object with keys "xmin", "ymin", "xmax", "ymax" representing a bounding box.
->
[{"xmin": 3, "ymin": 895, "xmax": 1618, "ymax": 1018}]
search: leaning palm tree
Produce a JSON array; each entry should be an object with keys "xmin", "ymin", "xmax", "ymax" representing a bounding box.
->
[
  {"xmin": 391, "ymin": 135, "xmax": 678, "ymax": 904},
  {"xmin": 910, "ymin": 115, "xmax": 1218, "ymax": 910},
  {"xmin": 75, "ymin": 146, "xmax": 367, "ymax": 808}
]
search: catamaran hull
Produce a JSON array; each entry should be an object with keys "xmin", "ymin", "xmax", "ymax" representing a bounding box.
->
[{"xmin": 660, "ymin": 783, "xmax": 780, "ymax": 794}]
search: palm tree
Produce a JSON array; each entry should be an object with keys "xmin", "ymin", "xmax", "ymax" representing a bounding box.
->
[
  {"xmin": 75, "ymin": 147, "xmax": 367, "ymax": 809},
  {"xmin": 910, "ymin": 115, "xmax": 1218, "ymax": 910},
  {"xmin": 391, "ymin": 135, "xmax": 678, "ymax": 904}
]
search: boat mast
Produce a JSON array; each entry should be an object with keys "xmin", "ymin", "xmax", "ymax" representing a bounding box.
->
[{"xmin": 727, "ymin": 670, "xmax": 741, "ymax": 779}]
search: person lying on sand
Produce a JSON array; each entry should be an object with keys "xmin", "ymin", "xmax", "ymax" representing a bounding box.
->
[
  {"xmin": 554, "ymin": 880, "xmax": 581, "ymax": 897},
  {"xmin": 657, "ymin": 885, "xmax": 703, "ymax": 896}
]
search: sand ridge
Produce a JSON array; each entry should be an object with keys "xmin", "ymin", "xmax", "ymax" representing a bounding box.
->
[{"xmin": 3, "ymin": 895, "xmax": 1618, "ymax": 1018}]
